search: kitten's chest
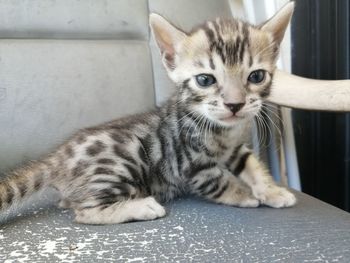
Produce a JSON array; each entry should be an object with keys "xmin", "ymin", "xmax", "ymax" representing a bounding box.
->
[{"xmin": 202, "ymin": 125, "xmax": 250, "ymax": 158}]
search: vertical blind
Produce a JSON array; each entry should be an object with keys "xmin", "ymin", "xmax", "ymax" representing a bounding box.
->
[{"xmin": 292, "ymin": 0, "xmax": 350, "ymax": 211}]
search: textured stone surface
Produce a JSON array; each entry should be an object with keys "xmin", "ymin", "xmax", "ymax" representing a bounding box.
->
[{"xmin": 0, "ymin": 191, "xmax": 349, "ymax": 262}]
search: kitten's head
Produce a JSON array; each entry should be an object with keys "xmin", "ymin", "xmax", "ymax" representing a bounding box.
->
[{"xmin": 150, "ymin": 3, "xmax": 294, "ymax": 128}]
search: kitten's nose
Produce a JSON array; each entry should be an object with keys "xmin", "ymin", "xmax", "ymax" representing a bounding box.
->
[{"xmin": 224, "ymin": 103, "xmax": 245, "ymax": 115}]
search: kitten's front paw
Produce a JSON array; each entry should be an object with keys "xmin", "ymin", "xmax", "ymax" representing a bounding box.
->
[
  {"xmin": 133, "ymin": 197, "xmax": 166, "ymax": 220},
  {"xmin": 238, "ymin": 197, "xmax": 260, "ymax": 208},
  {"xmin": 254, "ymin": 186, "xmax": 297, "ymax": 208}
]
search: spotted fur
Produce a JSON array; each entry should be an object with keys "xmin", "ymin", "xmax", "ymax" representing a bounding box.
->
[{"xmin": 0, "ymin": 3, "xmax": 296, "ymax": 224}]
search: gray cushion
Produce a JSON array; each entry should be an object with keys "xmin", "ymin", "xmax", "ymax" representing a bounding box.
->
[
  {"xmin": 0, "ymin": 40, "xmax": 154, "ymax": 171},
  {"xmin": 0, "ymin": 191, "xmax": 349, "ymax": 262},
  {"xmin": 0, "ymin": 0, "xmax": 149, "ymax": 40}
]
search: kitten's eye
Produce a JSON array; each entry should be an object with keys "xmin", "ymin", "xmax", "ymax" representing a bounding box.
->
[
  {"xmin": 195, "ymin": 74, "xmax": 216, "ymax": 87},
  {"xmin": 248, "ymin": 70, "xmax": 266, "ymax": 84}
]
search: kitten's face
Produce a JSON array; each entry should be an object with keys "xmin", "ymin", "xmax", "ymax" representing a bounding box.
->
[
  {"xmin": 151, "ymin": 3, "xmax": 294, "ymax": 128},
  {"xmin": 171, "ymin": 20, "xmax": 277, "ymax": 127}
]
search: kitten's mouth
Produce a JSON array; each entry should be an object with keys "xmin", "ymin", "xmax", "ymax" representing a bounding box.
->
[{"xmin": 219, "ymin": 114, "xmax": 244, "ymax": 122}]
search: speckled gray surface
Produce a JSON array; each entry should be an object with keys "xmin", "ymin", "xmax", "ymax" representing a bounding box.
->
[{"xmin": 0, "ymin": 191, "xmax": 349, "ymax": 262}]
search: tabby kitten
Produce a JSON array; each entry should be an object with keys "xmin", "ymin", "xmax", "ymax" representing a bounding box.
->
[{"xmin": 0, "ymin": 3, "xmax": 296, "ymax": 224}]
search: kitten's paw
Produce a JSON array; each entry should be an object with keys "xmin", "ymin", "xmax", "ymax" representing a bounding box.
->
[
  {"xmin": 238, "ymin": 197, "xmax": 260, "ymax": 208},
  {"xmin": 133, "ymin": 197, "xmax": 166, "ymax": 220},
  {"xmin": 73, "ymin": 197, "xmax": 166, "ymax": 224},
  {"xmin": 254, "ymin": 186, "xmax": 297, "ymax": 208}
]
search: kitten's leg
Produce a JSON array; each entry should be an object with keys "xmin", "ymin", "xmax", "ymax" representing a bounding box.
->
[
  {"xmin": 74, "ymin": 196, "xmax": 166, "ymax": 224},
  {"xmin": 188, "ymin": 165, "xmax": 259, "ymax": 207},
  {"xmin": 230, "ymin": 145, "xmax": 296, "ymax": 208}
]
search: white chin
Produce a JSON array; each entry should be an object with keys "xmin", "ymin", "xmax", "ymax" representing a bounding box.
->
[{"xmin": 216, "ymin": 115, "xmax": 247, "ymax": 127}]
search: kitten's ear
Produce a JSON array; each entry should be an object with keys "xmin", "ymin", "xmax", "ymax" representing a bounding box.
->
[
  {"xmin": 260, "ymin": 2, "xmax": 295, "ymax": 44},
  {"xmin": 149, "ymin": 13, "xmax": 187, "ymax": 70}
]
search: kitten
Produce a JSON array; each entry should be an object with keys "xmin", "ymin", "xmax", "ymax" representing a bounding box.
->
[{"xmin": 0, "ymin": 3, "xmax": 296, "ymax": 224}]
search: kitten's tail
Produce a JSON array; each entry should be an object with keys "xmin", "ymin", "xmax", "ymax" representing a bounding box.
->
[{"xmin": 0, "ymin": 160, "xmax": 51, "ymax": 212}]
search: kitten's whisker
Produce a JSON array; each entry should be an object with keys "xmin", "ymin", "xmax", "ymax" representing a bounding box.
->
[
  {"xmin": 259, "ymin": 118, "xmax": 265, "ymax": 147},
  {"xmin": 255, "ymin": 115, "xmax": 266, "ymax": 147},
  {"xmin": 260, "ymin": 111, "xmax": 283, "ymax": 153},
  {"xmin": 262, "ymin": 104, "xmax": 285, "ymax": 127},
  {"xmin": 198, "ymin": 114, "xmax": 206, "ymax": 146},
  {"xmin": 178, "ymin": 110, "xmax": 198, "ymax": 136},
  {"xmin": 260, "ymin": 109, "xmax": 283, "ymax": 140},
  {"xmin": 178, "ymin": 110, "xmax": 197, "ymax": 123},
  {"xmin": 198, "ymin": 114, "xmax": 207, "ymax": 143},
  {"xmin": 171, "ymin": 96, "xmax": 188, "ymax": 107},
  {"xmin": 258, "ymin": 114, "xmax": 269, "ymax": 148},
  {"xmin": 209, "ymin": 119, "xmax": 213, "ymax": 141},
  {"xmin": 190, "ymin": 114, "xmax": 201, "ymax": 147},
  {"xmin": 194, "ymin": 114, "xmax": 207, "ymax": 148},
  {"xmin": 258, "ymin": 111, "xmax": 275, "ymax": 148},
  {"xmin": 187, "ymin": 113, "xmax": 204, "ymax": 147},
  {"xmin": 162, "ymin": 98, "xmax": 191, "ymax": 122},
  {"xmin": 255, "ymin": 116, "xmax": 263, "ymax": 147},
  {"xmin": 261, "ymin": 113, "xmax": 272, "ymax": 147},
  {"xmin": 262, "ymin": 109, "xmax": 284, "ymax": 134},
  {"xmin": 253, "ymin": 118, "xmax": 262, "ymax": 149},
  {"xmin": 203, "ymin": 117, "xmax": 209, "ymax": 147}
]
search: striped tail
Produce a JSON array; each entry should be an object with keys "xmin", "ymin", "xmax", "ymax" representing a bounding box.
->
[{"xmin": 0, "ymin": 161, "xmax": 50, "ymax": 212}]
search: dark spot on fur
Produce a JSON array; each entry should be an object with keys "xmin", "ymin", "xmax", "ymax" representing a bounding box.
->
[
  {"xmin": 17, "ymin": 181, "xmax": 27, "ymax": 198},
  {"xmin": 124, "ymin": 163, "xmax": 140, "ymax": 183},
  {"xmin": 110, "ymin": 132, "xmax": 126, "ymax": 144},
  {"xmin": 213, "ymin": 182, "xmax": 229, "ymax": 199},
  {"xmin": 34, "ymin": 176, "xmax": 43, "ymax": 190},
  {"xmin": 5, "ymin": 187, "xmax": 14, "ymax": 205},
  {"xmin": 113, "ymin": 145, "xmax": 137, "ymax": 165},
  {"xmin": 94, "ymin": 188, "xmax": 129, "ymax": 207},
  {"xmin": 72, "ymin": 161, "xmax": 89, "ymax": 177},
  {"xmin": 204, "ymin": 181, "xmax": 220, "ymax": 196},
  {"xmin": 260, "ymin": 87, "xmax": 271, "ymax": 98},
  {"xmin": 197, "ymin": 177, "xmax": 220, "ymax": 193},
  {"xmin": 249, "ymin": 55, "xmax": 253, "ymax": 67},
  {"xmin": 225, "ymin": 144, "xmax": 243, "ymax": 168},
  {"xmin": 76, "ymin": 134, "xmax": 87, "ymax": 144},
  {"xmin": 203, "ymin": 24, "xmax": 215, "ymax": 46},
  {"xmin": 97, "ymin": 158, "xmax": 116, "ymax": 165},
  {"xmin": 138, "ymin": 146, "xmax": 148, "ymax": 164},
  {"xmin": 192, "ymin": 95, "xmax": 205, "ymax": 103},
  {"xmin": 209, "ymin": 57, "xmax": 215, "ymax": 70},
  {"xmin": 259, "ymin": 77, "xmax": 273, "ymax": 98},
  {"xmin": 94, "ymin": 167, "xmax": 115, "ymax": 175},
  {"xmin": 86, "ymin": 140, "xmax": 106, "ymax": 156},
  {"xmin": 234, "ymin": 152, "xmax": 251, "ymax": 175},
  {"xmin": 186, "ymin": 162, "xmax": 217, "ymax": 178},
  {"xmin": 181, "ymin": 79, "xmax": 191, "ymax": 91},
  {"xmin": 65, "ymin": 145, "xmax": 74, "ymax": 158},
  {"xmin": 208, "ymin": 100, "xmax": 218, "ymax": 106}
]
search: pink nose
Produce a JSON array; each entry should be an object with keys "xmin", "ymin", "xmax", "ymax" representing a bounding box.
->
[{"xmin": 224, "ymin": 103, "xmax": 245, "ymax": 114}]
